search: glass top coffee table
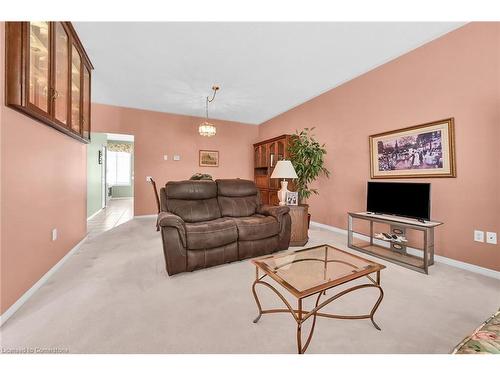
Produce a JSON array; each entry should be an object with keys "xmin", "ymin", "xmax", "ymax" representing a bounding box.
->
[{"xmin": 251, "ymin": 244, "xmax": 386, "ymax": 354}]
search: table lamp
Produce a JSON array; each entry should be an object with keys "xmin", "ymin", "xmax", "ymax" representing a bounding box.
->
[{"xmin": 270, "ymin": 160, "xmax": 298, "ymax": 206}]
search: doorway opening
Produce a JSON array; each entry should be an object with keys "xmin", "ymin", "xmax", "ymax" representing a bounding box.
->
[{"xmin": 86, "ymin": 132, "xmax": 134, "ymax": 238}]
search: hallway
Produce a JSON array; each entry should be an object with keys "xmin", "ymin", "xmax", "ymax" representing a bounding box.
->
[{"xmin": 87, "ymin": 198, "xmax": 134, "ymax": 239}]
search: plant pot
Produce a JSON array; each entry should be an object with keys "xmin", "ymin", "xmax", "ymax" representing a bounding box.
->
[{"xmin": 307, "ymin": 213, "xmax": 311, "ymax": 229}]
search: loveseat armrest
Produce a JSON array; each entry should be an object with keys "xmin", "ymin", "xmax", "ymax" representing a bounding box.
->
[
  {"xmin": 157, "ymin": 212, "xmax": 186, "ymax": 247},
  {"xmin": 257, "ymin": 205, "xmax": 291, "ymax": 250},
  {"xmin": 257, "ymin": 204, "xmax": 290, "ymax": 220},
  {"xmin": 158, "ymin": 212, "xmax": 188, "ymax": 275}
]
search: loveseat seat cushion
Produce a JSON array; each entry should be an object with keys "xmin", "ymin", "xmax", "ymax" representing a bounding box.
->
[
  {"xmin": 233, "ymin": 214, "xmax": 280, "ymax": 241},
  {"xmin": 185, "ymin": 217, "xmax": 238, "ymax": 250}
]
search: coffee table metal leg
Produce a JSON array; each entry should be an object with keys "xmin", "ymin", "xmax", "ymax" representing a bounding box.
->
[
  {"xmin": 252, "ymin": 279, "xmax": 298, "ymax": 324},
  {"xmin": 296, "ymin": 299, "xmax": 303, "ymax": 354},
  {"xmin": 296, "ymin": 292, "xmax": 323, "ymax": 354},
  {"xmin": 252, "ymin": 266, "xmax": 263, "ymax": 323}
]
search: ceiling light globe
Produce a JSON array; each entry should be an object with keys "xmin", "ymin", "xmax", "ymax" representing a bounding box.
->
[{"xmin": 198, "ymin": 121, "xmax": 217, "ymax": 137}]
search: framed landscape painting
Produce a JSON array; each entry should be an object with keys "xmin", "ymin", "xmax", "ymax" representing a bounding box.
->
[
  {"xmin": 369, "ymin": 118, "xmax": 456, "ymax": 179},
  {"xmin": 199, "ymin": 150, "xmax": 219, "ymax": 167}
]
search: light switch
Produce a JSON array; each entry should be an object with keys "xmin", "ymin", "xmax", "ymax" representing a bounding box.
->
[
  {"xmin": 173, "ymin": 155, "xmax": 180, "ymax": 161},
  {"xmin": 163, "ymin": 155, "xmax": 168, "ymax": 161},
  {"xmin": 52, "ymin": 228, "xmax": 58, "ymax": 241},
  {"xmin": 474, "ymin": 230, "xmax": 484, "ymax": 242},
  {"xmin": 486, "ymin": 232, "xmax": 497, "ymax": 245}
]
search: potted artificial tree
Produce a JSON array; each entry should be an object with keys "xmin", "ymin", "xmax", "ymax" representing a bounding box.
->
[{"xmin": 288, "ymin": 127, "xmax": 330, "ymax": 227}]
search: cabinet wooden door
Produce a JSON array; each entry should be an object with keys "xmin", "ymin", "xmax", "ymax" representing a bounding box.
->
[
  {"xmin": 268, "ymin": 141, "xmax": 276, "ymax": 168},
  {"xmin": 276, "ymin": 138, "xmax": 286, "ymax": 161},
  {"xmin": 82, "ymin": 65, "xmax": 91, "ymax": 140},
  {"xmin": 70, "ymin": 43, "xmax": 82, "ymax": 134},
  {"xmin": 259, "ymin": 189, "xmax": 270, "ymax": 205},
  {"xmin": 27, "ymin": 21, "xmax": 51, "ymax": 116},
  {"xmin": 255, "ymin": 175, "xmax": 268, "ymax": 188},
  {"xmin": 52, "ymin": 22, "xmax": 70, "ymax": 127},
  {"xmin": 259, "ymin": 144, "xmax": 267, "ymax": 167},
  {"xmin": 268, "ymin": 141, "xmax": 278, "ymax": 190}
]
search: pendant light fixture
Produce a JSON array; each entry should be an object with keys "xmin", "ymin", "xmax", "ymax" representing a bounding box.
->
[{"xmin": 198, "ymin": 85, "xmax": 219, "ymax": 137}]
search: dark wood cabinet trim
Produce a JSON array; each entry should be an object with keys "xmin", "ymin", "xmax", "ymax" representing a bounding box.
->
[
  {"xmin": 50, "ymin": 22, "xmax": 72, "ymax": 130},
  {"xmin": 253, "ymin": 134, "xmax": 291, "ymax": 147},
  {"xmin": 65, "ymin": 22, "xmax": 94, "ymax": 70},
  {"xmin": 24, "ymin": 22, "xmax": 51, "ymax": 118},
  {"xmin": 85, "ymin": 65, "xmax": 92, "ymax": 140},
  {"xmin": 5, "ymin": 22, "xmax": 24, "ymax": 107}
]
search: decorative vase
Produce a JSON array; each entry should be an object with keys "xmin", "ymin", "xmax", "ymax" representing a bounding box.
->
[{"xmin": 277, "ymin": 180, "xmax": 289, "ymax": 206}]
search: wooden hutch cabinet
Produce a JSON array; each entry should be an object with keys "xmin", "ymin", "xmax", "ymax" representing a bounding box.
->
[
  {"xmin": 5, "ymin": 22, "xmax": 93, "ymax": 143},
  {"xmin": 253, "ymin": 135, "xmax": 292, "ymax": 205}
]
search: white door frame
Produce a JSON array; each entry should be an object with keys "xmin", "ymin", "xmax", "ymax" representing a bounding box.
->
[{"xmin": 101, "ymin": 145, "xmax": 108, "ymax": 208}]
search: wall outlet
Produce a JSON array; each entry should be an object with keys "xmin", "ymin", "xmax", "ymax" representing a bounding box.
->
[
  {"xmin": 486, "ymin": 232, "xmax": 497, "ymax": 245},
  {"xmin": 163, "ymin": 155, "xmax": 168, "ymax": 161},
  {"xmin": 146, "ymin": 176, "xmax": 152, "ymax": 182},
  {"xmin": 474, "ymin": 230, "xmax": 484, "ymax": 242},
  {"xmin": 52, "ymin": 228, "xmax": 58, "ymax": 241},
  {"xmin": 173, "ymin": 155, "xmax": 180, "ymax": 161}
]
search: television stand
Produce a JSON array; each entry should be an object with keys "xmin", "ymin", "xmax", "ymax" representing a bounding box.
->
[{"xmin": 347, "ymin": 212, "xmax": 443, "ymax": 274}]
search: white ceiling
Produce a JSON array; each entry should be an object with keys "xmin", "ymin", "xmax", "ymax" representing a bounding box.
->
[{"xmin": 74, "ymin": 22, "xmax": 464, "ymax": 125}]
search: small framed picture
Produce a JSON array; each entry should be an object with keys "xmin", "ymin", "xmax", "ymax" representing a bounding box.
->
[
  {"xmin": 286, "ymin": 191, "xmax": 298, "ymax": 206},
  {"xmin": 199, "ymin": 150, "xmax": 219, "ymax": 167}
]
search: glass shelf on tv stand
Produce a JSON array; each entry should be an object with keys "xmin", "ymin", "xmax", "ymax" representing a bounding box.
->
[{"xmin": 347, "ymin": 212, "xmax": 443, "ymax": 274}]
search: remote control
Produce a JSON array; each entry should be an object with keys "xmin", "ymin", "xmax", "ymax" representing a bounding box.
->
[
  {"xmin": 382, "ymin": 233, "xmax": 392, "ymax": 239},
  {"xmin": 391, "ymin": 234, "xmax": 398, "ymax": 240}
]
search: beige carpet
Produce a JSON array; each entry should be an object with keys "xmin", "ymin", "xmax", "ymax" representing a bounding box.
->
[{"xmin": 1, "ymin": 217, "xmax": 499, "ymax": 354}]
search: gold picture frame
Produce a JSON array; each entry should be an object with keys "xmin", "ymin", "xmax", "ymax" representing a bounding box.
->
[
  {"xmin": 199, "ymin": 150, "xmax": 219, "ymax": 167},
  {"xmin": 369, "ymin": 118, "xmax": 456, "ymax": 179}
]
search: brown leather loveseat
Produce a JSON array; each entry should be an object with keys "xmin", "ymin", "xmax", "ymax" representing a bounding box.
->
[{"xmin": 158, "ymin": 179, "xmax": 291, "ymax": 275}]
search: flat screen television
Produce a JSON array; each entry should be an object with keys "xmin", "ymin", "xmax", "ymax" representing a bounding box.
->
[{"xmin": 367, "ymin": 182, "xmax": 431, "ymax": 221}]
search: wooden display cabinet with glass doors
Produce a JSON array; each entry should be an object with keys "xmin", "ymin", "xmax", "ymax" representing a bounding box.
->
[
  {"xmin": 253, "ymin": 135, "xmax": 293, "ymax": 205},
  {"xmin": 5, "ymin": 22, "xmax": 93, "ymax": 143}
]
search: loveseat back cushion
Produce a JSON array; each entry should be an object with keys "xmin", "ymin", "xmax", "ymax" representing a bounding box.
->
[
  {"xmin": 216, "ymin": 179, "xmax": 259, "ymax": 217},
  {"xmin": 165, "ymin": 180, "xmax": 221, "ymax": 222}
]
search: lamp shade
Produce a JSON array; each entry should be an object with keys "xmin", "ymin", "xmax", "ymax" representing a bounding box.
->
[{"xmin": 270, "ymin": 160, "xmax": 298, "ymax": 179}]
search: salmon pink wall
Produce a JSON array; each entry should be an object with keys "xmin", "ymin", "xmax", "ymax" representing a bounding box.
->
[
  {"xmin": 91, "ymin": 103, "xmax": 259, "ymax": 216},
  {"xmin": 259, "ymin": 22, "xmax": 500, "ymax": 271},
  {"xmin": 0, "ymin": 23, "xmax": 87, "ymax": 314}
]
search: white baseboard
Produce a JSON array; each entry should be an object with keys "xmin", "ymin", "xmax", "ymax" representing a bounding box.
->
[
  {"xmin": 0, "ymin": 235, "xmax": 88, "ymax": 327},
  {"xmin": 87, "ymin": 209, "xmax": 103, "ymax": 221},
  {"xmin": 311, "ymin": 221, "xmax": 348, "ymax": 235},
  {"xmin": 310, "ymin": 221, "xmax": 500, "ymax": 280},
  {"xmin": 134, "ymin": 214, "xmax": 157, "ymax": 218}
]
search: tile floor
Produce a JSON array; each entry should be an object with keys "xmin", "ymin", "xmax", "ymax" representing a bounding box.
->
[{"xmin": 87, "ymin": 198, "xmax": 134, "ymax": 239}]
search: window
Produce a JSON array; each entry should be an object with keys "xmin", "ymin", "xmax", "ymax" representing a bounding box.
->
[{"xmin": 107, "ymin": 151, "xmax": 131, "ymax": 186}]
